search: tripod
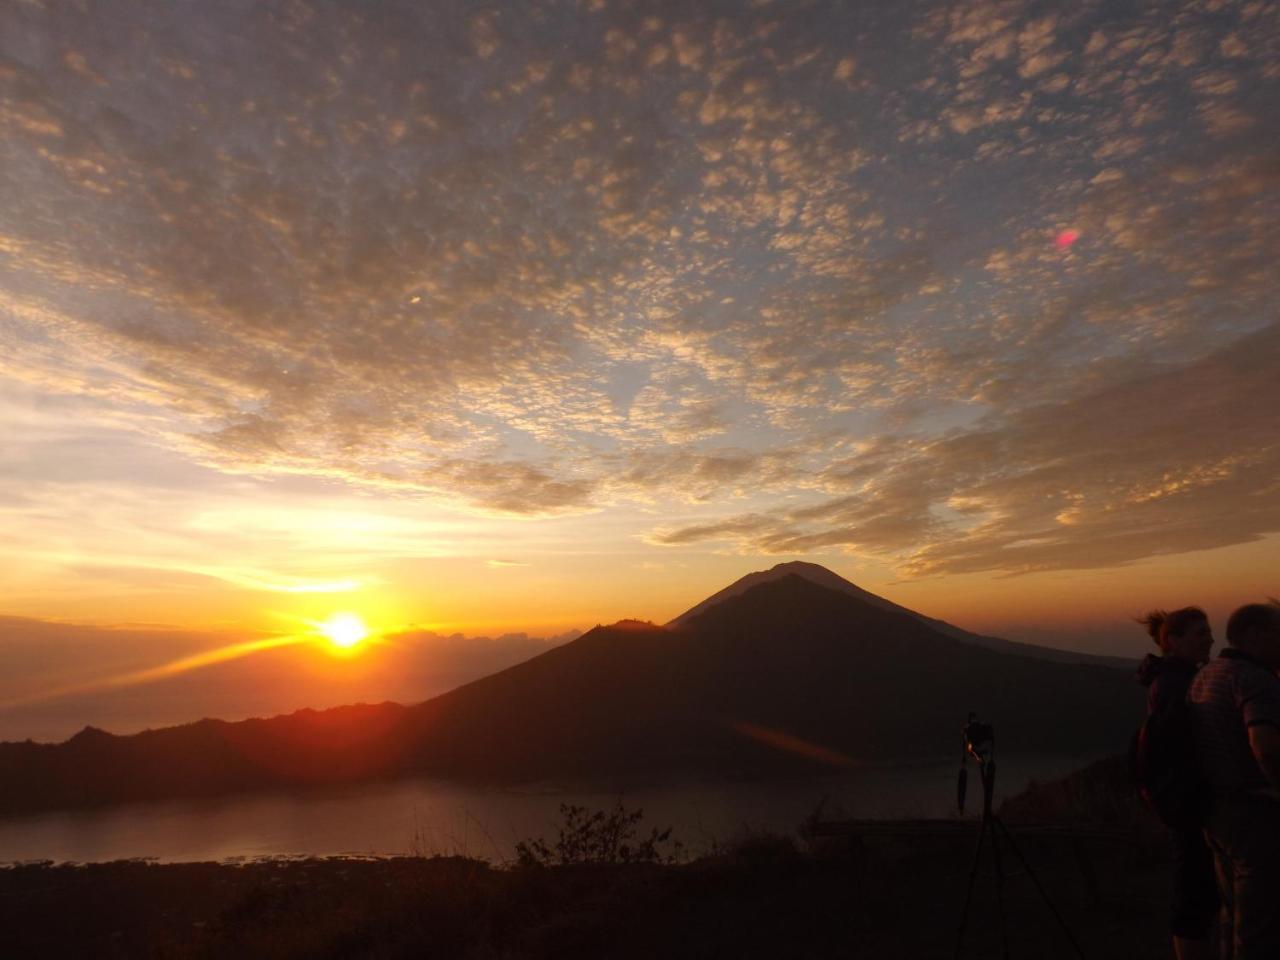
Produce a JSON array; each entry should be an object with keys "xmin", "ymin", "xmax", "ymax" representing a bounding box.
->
[{"xmin": 954, "ymin": 732, "xmax": 1085, "ymax": 959}]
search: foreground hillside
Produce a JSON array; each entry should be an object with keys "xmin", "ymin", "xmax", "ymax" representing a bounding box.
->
[
  {"xmin": 0, "ymin": 573, "xmax": 1143, "ymax": 815},
  {"xmin": 0, "ymin": 756, "xmax": 1173, "ymax": 958},
  {"xmin": 0, "ymin": 823, "xmax": 1168, "ymax": 958}
]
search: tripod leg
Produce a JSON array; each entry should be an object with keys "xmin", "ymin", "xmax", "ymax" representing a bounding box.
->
[
  {"xmin": 954, "ymin": 814, "xmax": 989, "ymax": 960},
  {"xmin": 989, "ymin": 816, "xmax": 1012, "ymax": 960},
  {"xmin": 994, "ymin": 816, "xmax": 1087, "ymax": 959}
]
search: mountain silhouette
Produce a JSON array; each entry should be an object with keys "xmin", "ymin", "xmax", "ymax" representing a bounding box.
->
[
  {"xmin": 0, "ymin": 569, "xmax": 1142, "ymax": 815},
  {"xmin": 670, "ymin": 561, "xmax": 1132, "ymax": 668}
]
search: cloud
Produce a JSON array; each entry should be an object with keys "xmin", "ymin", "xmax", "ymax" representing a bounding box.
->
[
  {"xmin": 653, "ymin": 323, "xmax": 1280, "ymax": 575},
  {"xmin": 648, "ymin": 513, "xmax": 779, "ymax": 547},
  {"xmin": 2, "ymin": 0, "xmax": 1276, "ymax": 571},
  {"xmin": 416, "ymin": 459, "xmax": 598, "ymax": 516}
]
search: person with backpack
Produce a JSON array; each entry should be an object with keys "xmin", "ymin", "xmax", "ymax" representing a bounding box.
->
[
  {"xmin": 1187, "ymin": 602, "xmax": 1280, "ymax": 960},
  {"xmin": 1134, "ymin": 606, "xmax": 1218, "ymax": 960}
]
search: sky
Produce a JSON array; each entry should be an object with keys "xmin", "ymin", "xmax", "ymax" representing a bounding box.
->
[{"xmin": 1, "ymin": 0, "xmax": 1278, "ymax": 740}]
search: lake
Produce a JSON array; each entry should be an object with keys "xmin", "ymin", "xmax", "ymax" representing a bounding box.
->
[{"xmin": 0, "ymin": 754, "xmax": 1094, "ymax": 864}]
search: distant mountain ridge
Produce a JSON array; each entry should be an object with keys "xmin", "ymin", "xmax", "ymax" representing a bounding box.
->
[
  {"xmin": 671, "ymin": 561, "xmax": 1133, "ymax": 668},
  {"xmin": 0, "ymin": 568, "xmax": 1143, "ymax": 815}
]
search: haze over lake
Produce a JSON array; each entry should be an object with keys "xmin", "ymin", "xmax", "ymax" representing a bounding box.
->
[{"xmin": 0, "ymin": 754, "xmax": 1091, "ymax": 865}]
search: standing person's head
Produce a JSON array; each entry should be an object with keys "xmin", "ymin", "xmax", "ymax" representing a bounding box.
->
[
  {"xmin": 1139, "ymin": 607, "xmax": 1213, "ymax": 664},
  {"xmin": 1225, "ymin": 602, "xmax": 1280, "ymax": 669}
]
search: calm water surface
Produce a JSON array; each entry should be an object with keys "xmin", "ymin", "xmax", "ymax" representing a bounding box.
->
[{"xmin": 0, "ymin": 754, "xmax": 1094, "ymax": 864}]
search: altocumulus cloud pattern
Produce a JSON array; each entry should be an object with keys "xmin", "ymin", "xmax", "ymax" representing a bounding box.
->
[{"xmin": 2, "ymin": 0, "xmax": 1278, "ymax": 576}]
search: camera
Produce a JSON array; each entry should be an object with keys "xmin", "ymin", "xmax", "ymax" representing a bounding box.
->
[
  {"xmin": 953, "ymin": 711, "xmax": 1084, "ymax": 957},
  {"xmin": 957, "ymin": 712, "xmax": 995, "ymax": 815},
  {"xmin": 962, "ymin": 712, "xmax": 994, "ymax": 766}
]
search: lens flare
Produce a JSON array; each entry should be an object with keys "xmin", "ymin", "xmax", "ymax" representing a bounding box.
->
[{"xmin": 1054, "ymin": 228, "xmax": 1080, "ymax": 249}]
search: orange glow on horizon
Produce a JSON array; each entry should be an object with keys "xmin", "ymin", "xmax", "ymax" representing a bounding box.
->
[{"xmin": 0, "ymin": 633, "xmax": 309, "ymax": 710}]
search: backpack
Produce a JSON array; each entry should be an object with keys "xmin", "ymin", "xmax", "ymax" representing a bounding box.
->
[{"xmin": 1129, "ymin": 695, "xmax": 1212, "ymax": 829}]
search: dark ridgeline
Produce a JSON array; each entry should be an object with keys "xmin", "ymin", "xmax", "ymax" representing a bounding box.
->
[
  {"xmin": 672, "ymin": 560, "xmax": 1134, "ymax": 668},
  {"xmin": 0, "ymin": 568, "xmax": 1143, "ymax": 815}
]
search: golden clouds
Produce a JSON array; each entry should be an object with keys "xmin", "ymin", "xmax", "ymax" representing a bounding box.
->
[
  {"xmin": 656, "ymin": 324, "xmax": 1280, "ymax": 576},
  {"xmin": 1, "ymin": 0, "xmax": 1276, "ymax": 581}
]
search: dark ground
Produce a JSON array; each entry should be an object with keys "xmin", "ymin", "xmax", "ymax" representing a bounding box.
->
[{"xmin": 1, "ymin": 826, "xmax": 1172, "ymax": 959}]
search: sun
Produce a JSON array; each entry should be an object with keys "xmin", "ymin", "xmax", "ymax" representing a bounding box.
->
[{"xmin": 318, "ymin": 612, "xmax": 369, "ymax": 649}]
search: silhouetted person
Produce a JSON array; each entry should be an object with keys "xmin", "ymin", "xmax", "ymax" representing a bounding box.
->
[
  {"xmin": 1135, "ymin": 607, "xmax": 1218, "ymax": 960},
  {"xmin": 1188, "ymin": 602, "xmax": 1280, "ymax": 960}
]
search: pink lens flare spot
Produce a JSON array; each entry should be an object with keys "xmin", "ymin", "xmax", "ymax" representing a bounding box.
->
[{"xmin": 1055, "ymin": 229, "xmax": 1080, "ymax": 250}]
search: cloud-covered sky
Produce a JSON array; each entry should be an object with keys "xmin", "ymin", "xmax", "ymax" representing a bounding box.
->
[{"xmin": 2, "ymin": 0, "xmax": 1278, "ymax": 700}]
